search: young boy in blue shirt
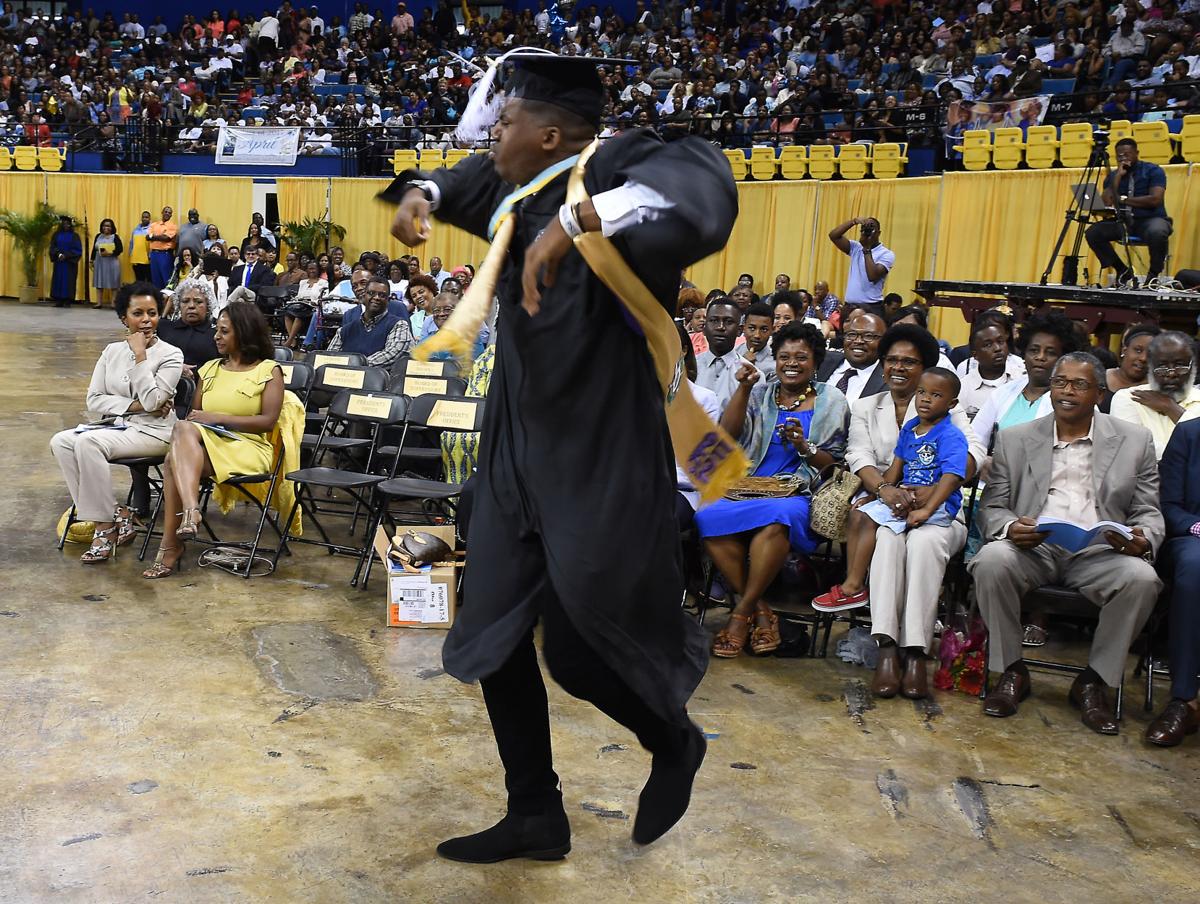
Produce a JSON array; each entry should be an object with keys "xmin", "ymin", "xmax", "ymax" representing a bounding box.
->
[{"xmin": 814, "ymin": 367, "xmax": 969, "ymax": 612}]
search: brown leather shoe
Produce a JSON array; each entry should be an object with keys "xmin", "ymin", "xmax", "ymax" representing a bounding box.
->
[
  {"xmin": 1145, "ymin": 699, "xmax": 1200, "ymax": 748},
  {"xmin": 871, "ymin": 645, "xmax": 901, "ymax": 698},
  {"xmin": 1068, "ymin": 676, "xmax": 1119, "ymax": 735},
  {"xmin": 982, "ymin": 669, "xmax": 1030, "ymax": 717},
  {"xmin": 901, "ymin": 653, "xmax": 928, "ymax": 699}
]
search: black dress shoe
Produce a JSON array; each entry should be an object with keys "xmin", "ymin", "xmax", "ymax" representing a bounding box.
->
[
  {"xmin": 982, "ymin": 669, "xmax": 1030, "ymax": 717},
  {"xmin": 871, "ymin": 645, "xmax": 901, "ymax": 698},
  {"xmin": 632, "ymin": 722, "xmax": 706, "ymax": 846},
  {"xmin": 900, "ymin": 653, "xmax": 929, "ymax": 700},
  {"xmin": 1068, "ymin": 676, "xmax": 1119, "ymax": 735},
  {"xmin": 1145, "ymin": 699, "xmax": 1199, "ymax": 748},
  {"xmin": 436, "ymin": 809, "xmax": 571, "ymax": 864}
]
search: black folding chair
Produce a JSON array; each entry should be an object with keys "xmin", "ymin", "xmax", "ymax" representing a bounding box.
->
[
  {"xmin": 277, "ymin": 361, "xmax": 315, "ymax": 406},
  {"xmin": 358, "ymin": 393, "xmax": 487, "ymax": 590},
  {"xmin": 273, "ymin": 346, "xmax": 295, "ymax": 362},
  {"xmin": 272, "ymin": 390, "xmax": 411, "ymax": 581},
  {"xmin": 306, "ymin": 351, "xmax": 368, "ymax": 370},
  {"xmin": 253, "ymin": 285, "xmax": 294, "ymax": 337}
]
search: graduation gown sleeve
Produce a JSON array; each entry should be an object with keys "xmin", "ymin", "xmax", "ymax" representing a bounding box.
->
[{"xmin": 378, "ymin": 153, "xmax": 510, "ymax": 241}]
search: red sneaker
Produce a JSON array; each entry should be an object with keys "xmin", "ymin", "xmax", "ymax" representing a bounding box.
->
[{"xmin": 812, "ymin": 584, "xmax": 869, "ymax": 612}]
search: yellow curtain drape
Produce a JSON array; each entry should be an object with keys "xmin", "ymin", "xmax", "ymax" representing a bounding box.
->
[
  {"xmin": 180, "ymin": 175, "xmax": 254, "ymax": 258},
  {"xmin": 44, "ymin": 173, "xmax": 179, "ymax": 294},
  {"xmin": 276, "ymin": 177, "xmax": 331, "ymax": 248},
  {"xmin": 687, "ymin": 181, "xmax": 819, "ymax": 296},
  {"xmin": 331, "ymin": 177, "xmax": 489, "ymax": 271},
  {"xmin": 0, "ymin": 173, "xmax": 45, "ymax": 297}
]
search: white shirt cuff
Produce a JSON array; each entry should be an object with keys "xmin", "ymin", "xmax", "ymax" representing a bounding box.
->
[{"xmin": 591, "ymin": 181, "xmax": 674, "ymax": 237}]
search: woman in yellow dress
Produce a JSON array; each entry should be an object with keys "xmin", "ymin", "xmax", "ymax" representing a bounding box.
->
[{"xmin": 143, "ymin": 301, "xmax": 283, "ymax": 578}]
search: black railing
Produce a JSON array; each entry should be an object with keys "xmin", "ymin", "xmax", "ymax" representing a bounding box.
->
[{"xmin": 45, "ymin": 83, "xmax": 1197, "ymax": 177}]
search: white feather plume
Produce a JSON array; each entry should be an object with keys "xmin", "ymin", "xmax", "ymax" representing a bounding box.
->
[{"xmin": 453, "ymin": 46, "xmax": 557, "ymax": 146}]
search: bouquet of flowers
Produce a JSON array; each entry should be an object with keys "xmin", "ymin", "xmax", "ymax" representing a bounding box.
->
[{"xmin": 934, "ymin": 614, "xmax": 987, "ymax": 696}]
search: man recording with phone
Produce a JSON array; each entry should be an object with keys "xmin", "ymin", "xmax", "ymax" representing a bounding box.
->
[{"xmin": 1085, "ymin": 137, "xmax": 1171, "ymax": 286}]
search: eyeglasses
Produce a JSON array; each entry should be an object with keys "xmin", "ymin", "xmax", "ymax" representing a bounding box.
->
[
  {"xmin": 1152, "ymin": 363, "xmax": 1193, "ymax": 376},
  {"xmin": 844, "ymin": 330, "xmax": 882, "ymax": 342},
  {"xmin": 883, "ymin": 355, "xmax": 921, "ymax": 369},
  {"xmin": 1050, "ymin": 377, "xmax": 1095, "ymax": 391}
]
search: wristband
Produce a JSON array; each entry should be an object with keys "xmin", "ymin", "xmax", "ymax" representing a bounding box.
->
[
  {"xmin": 877, "ymin": 482, "xmax": 895, "ymax": 491},
  {"xmin": 558, "ymin": 202, "xmax": 583, "ymax": 240}
]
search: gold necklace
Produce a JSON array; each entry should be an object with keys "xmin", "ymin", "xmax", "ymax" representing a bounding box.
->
[{"xmin": 775, "ymin": 384, "xmax": 810, "ymax": 410}]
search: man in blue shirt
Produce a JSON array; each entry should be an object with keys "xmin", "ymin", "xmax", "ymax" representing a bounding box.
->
[{"xmin": 1085, "ymin": 137, "xmax": 1172, "ymax": 284}]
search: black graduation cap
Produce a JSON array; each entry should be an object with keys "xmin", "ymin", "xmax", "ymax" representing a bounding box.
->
[{"xmin": 503, "ymin": 52, "xmax": 632, "ymax": 127}]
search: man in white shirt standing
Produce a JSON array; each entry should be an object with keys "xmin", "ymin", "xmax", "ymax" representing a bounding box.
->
[{"xmin": 828, "ymin": 216, "xmax": 896, "ymax": 304}]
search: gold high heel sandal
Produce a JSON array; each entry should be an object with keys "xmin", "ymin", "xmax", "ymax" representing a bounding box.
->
[
  {"xmin": 175, "ymin": 508, "xmax": 201, "ymax": 541},
  {"xmin": 142, "ymin": 546, "xmax": 184, "ymax": 579}
]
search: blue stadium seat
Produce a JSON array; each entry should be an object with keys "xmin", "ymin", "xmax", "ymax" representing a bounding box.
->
[{"xmin": 1042, "ymin": 78, "xmax": 1077, "ymax": 95}]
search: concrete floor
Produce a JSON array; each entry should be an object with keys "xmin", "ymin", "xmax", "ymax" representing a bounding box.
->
[{"xmin": 1, "ymin": 301, "xmax": 1198, "ymax": 903}]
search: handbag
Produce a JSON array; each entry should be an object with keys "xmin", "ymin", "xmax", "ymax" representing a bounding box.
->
[
  {"xmin": 724, "ymin": 474, "xmax": 804, "ymax": 500},
  {"xmin": 56, "ymin": 508, "xmax": 95, "ymax": 544},
  {"xmin": 808, "ymin": 465, "xmax": 862, "ymax": 541},
  {"xmin": 388, "ymin": 529, "xmax": 453, "ymax": 568}
]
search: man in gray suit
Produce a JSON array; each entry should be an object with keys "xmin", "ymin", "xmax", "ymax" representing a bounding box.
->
[{"xmin": 969, "ymin": 352, "xmax": 1163, "ymax": 735}]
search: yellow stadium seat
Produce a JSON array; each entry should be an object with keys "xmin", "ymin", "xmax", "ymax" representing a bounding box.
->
[
  {"xmin": 444, "ymin": 148, "xmax": 470, "ymax": 168},
  {"xmin": 952, "ymin": 130, "xmax": 991, "ymax": 171},
  {"xmin": 37, "ymin": 146, "xmax": 65, "ymax": 172},
  {"xmin": 991, "ymin": 127, "xmax": 1024, "ymax": 170},
  {"xmin": 836, "ymin": 143, "xmax": 868, "ymax": 180},
  {"xmin": 1107, "ymin": 119, "xmax": 1133, "ymax": 166},
  {"xmin": 418, "ymin": 148, "xmax": 445, "ymax": 170},
  {"xmin": 722, "ymin": 149, "xmax": 748, "ymax": 181},
  {"xmin": 778, "ymin": 145, "xmax": 807, "ymax": 179},
  {"xmin": 392, "ymin": 149, "xmax": 419, "ymax": 174},
  {"xmin": 749, "ymin": 145, "xmax": 777, "ymax": 180},
  {"xmin": 807, "ymin": 145, "xmax": 836, "ymax": 180},
  {"xmin": 1131, "ymin": 121, "xmax": 1173, "ymax": 166},
  {"xmin": 13, "ymin": 146, "xmax": 38, "ymax": 171},
  {"xmin": 869, "ymin": 142, "xmax": 908, "ymax": 179},
  {"xmin": 1024, "ymin": 125, "xmax": 1058, "ymax": 169},
  {"xmin": 1180, "ymin": 115, "xmax": 1200, "ymax": 163},
  {"xmin": 1058, "ymin": 122, "xmax": 1094, "ymax": 168},
  {"xmin": 0, "ymin": 147, "xmax": 11, "ymax": 171}
]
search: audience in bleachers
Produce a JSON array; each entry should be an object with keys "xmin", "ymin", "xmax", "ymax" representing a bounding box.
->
[{"xmin": 7, "ymin": 0, "xmax": 1200, "ymax": 166}]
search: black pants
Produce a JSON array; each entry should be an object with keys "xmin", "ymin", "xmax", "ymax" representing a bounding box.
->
[
  {"xmin": 1085, "ymin": 215, "xmax": 1172, "ymax": 276},
  {"xmin": 132, "ymin": 263, "xmax": 151, "ymax": 282},
  {"xmin": 481, "ymin": 597, "xmax": 691, "ymax": 815},
  {"xmin": 1164, "ymin": 537, "xmax": 1200, "ymax": 701}
]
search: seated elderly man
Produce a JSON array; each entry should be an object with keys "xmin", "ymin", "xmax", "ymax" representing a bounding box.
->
[
  {"xmin": 969, "ymin": 352, "xmax": 1163, "ymax": 735},
  {"xmin": 325, "ymin": 274, "xmax": 413, "ymax": 367},
  {"xmin": 1109, "ymin": 331, "xmax": 1200, "ymax": 459},
  {"xmin": 1146, "ymin": 418, "xmax": 1200, "ymax": 746}
]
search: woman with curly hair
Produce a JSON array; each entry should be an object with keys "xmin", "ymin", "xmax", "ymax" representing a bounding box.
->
[
  {"xmin": 695, "ymin": 321, "xmax": 851, "ymax": 658},
  {"xmin": 143, "ymin": 301, "xmax": 283, "ymax": 578}
]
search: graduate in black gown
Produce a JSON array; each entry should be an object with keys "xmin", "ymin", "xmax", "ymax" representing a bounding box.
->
[{"xmin": 382, "ymin": 54, "xmax": 738, "ymax": 863}]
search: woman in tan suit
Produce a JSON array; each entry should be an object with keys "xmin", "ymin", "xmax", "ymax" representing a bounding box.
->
[{"xmin": 832, "ymin": 325, "xmax": 985, "ymax": 698}]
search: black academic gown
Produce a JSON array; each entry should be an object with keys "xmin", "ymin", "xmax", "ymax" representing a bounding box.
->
[{"xmin": 383, "ymin": 130, "xmax": 737, "ymax": 721}]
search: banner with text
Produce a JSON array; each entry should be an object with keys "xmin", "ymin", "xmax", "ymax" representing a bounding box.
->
[
  {"xmin": 215, "ymin": 126, "xmax": 301, "ymax": 167},
  {"xmin": 945, "ymin": 96, "xmax": 1051, "ymax": 136}
]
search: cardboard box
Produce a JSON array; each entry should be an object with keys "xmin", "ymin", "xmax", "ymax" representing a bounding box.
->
[{"xmin": 373, "ymin": 526, "xmax": 460, "ymax": 629}]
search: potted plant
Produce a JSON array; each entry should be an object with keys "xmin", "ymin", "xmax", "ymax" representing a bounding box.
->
[
  {"xmin": 278, "ymin": 216, "xmax": 347, "ymax": 258},
  {"xmin": 0, "ymin": 203, "xmax": 67, "ymax": 304}
]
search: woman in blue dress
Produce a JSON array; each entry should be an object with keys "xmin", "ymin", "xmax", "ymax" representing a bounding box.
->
[
  {"xmin": 49, "ymin": 216, "xmax": 83, "ymax": 308},
  {"xmin": 697, "ymin": 320, "xmax": 850, "ymax": 659}
]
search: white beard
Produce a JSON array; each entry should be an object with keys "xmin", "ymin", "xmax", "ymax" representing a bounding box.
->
[{"xmin": 1147, "ymin": 364, "xmax": 1196, "ymax": 400}]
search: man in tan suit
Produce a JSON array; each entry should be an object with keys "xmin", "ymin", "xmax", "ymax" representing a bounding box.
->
[{"xmin": 969, "ymin": 352, "xmax": 1163, "ymax": 735}]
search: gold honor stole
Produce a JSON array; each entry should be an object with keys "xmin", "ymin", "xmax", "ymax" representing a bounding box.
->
[{"xmin": 414, "ymin": 141, "xmax": 748, "ymax": 502}]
